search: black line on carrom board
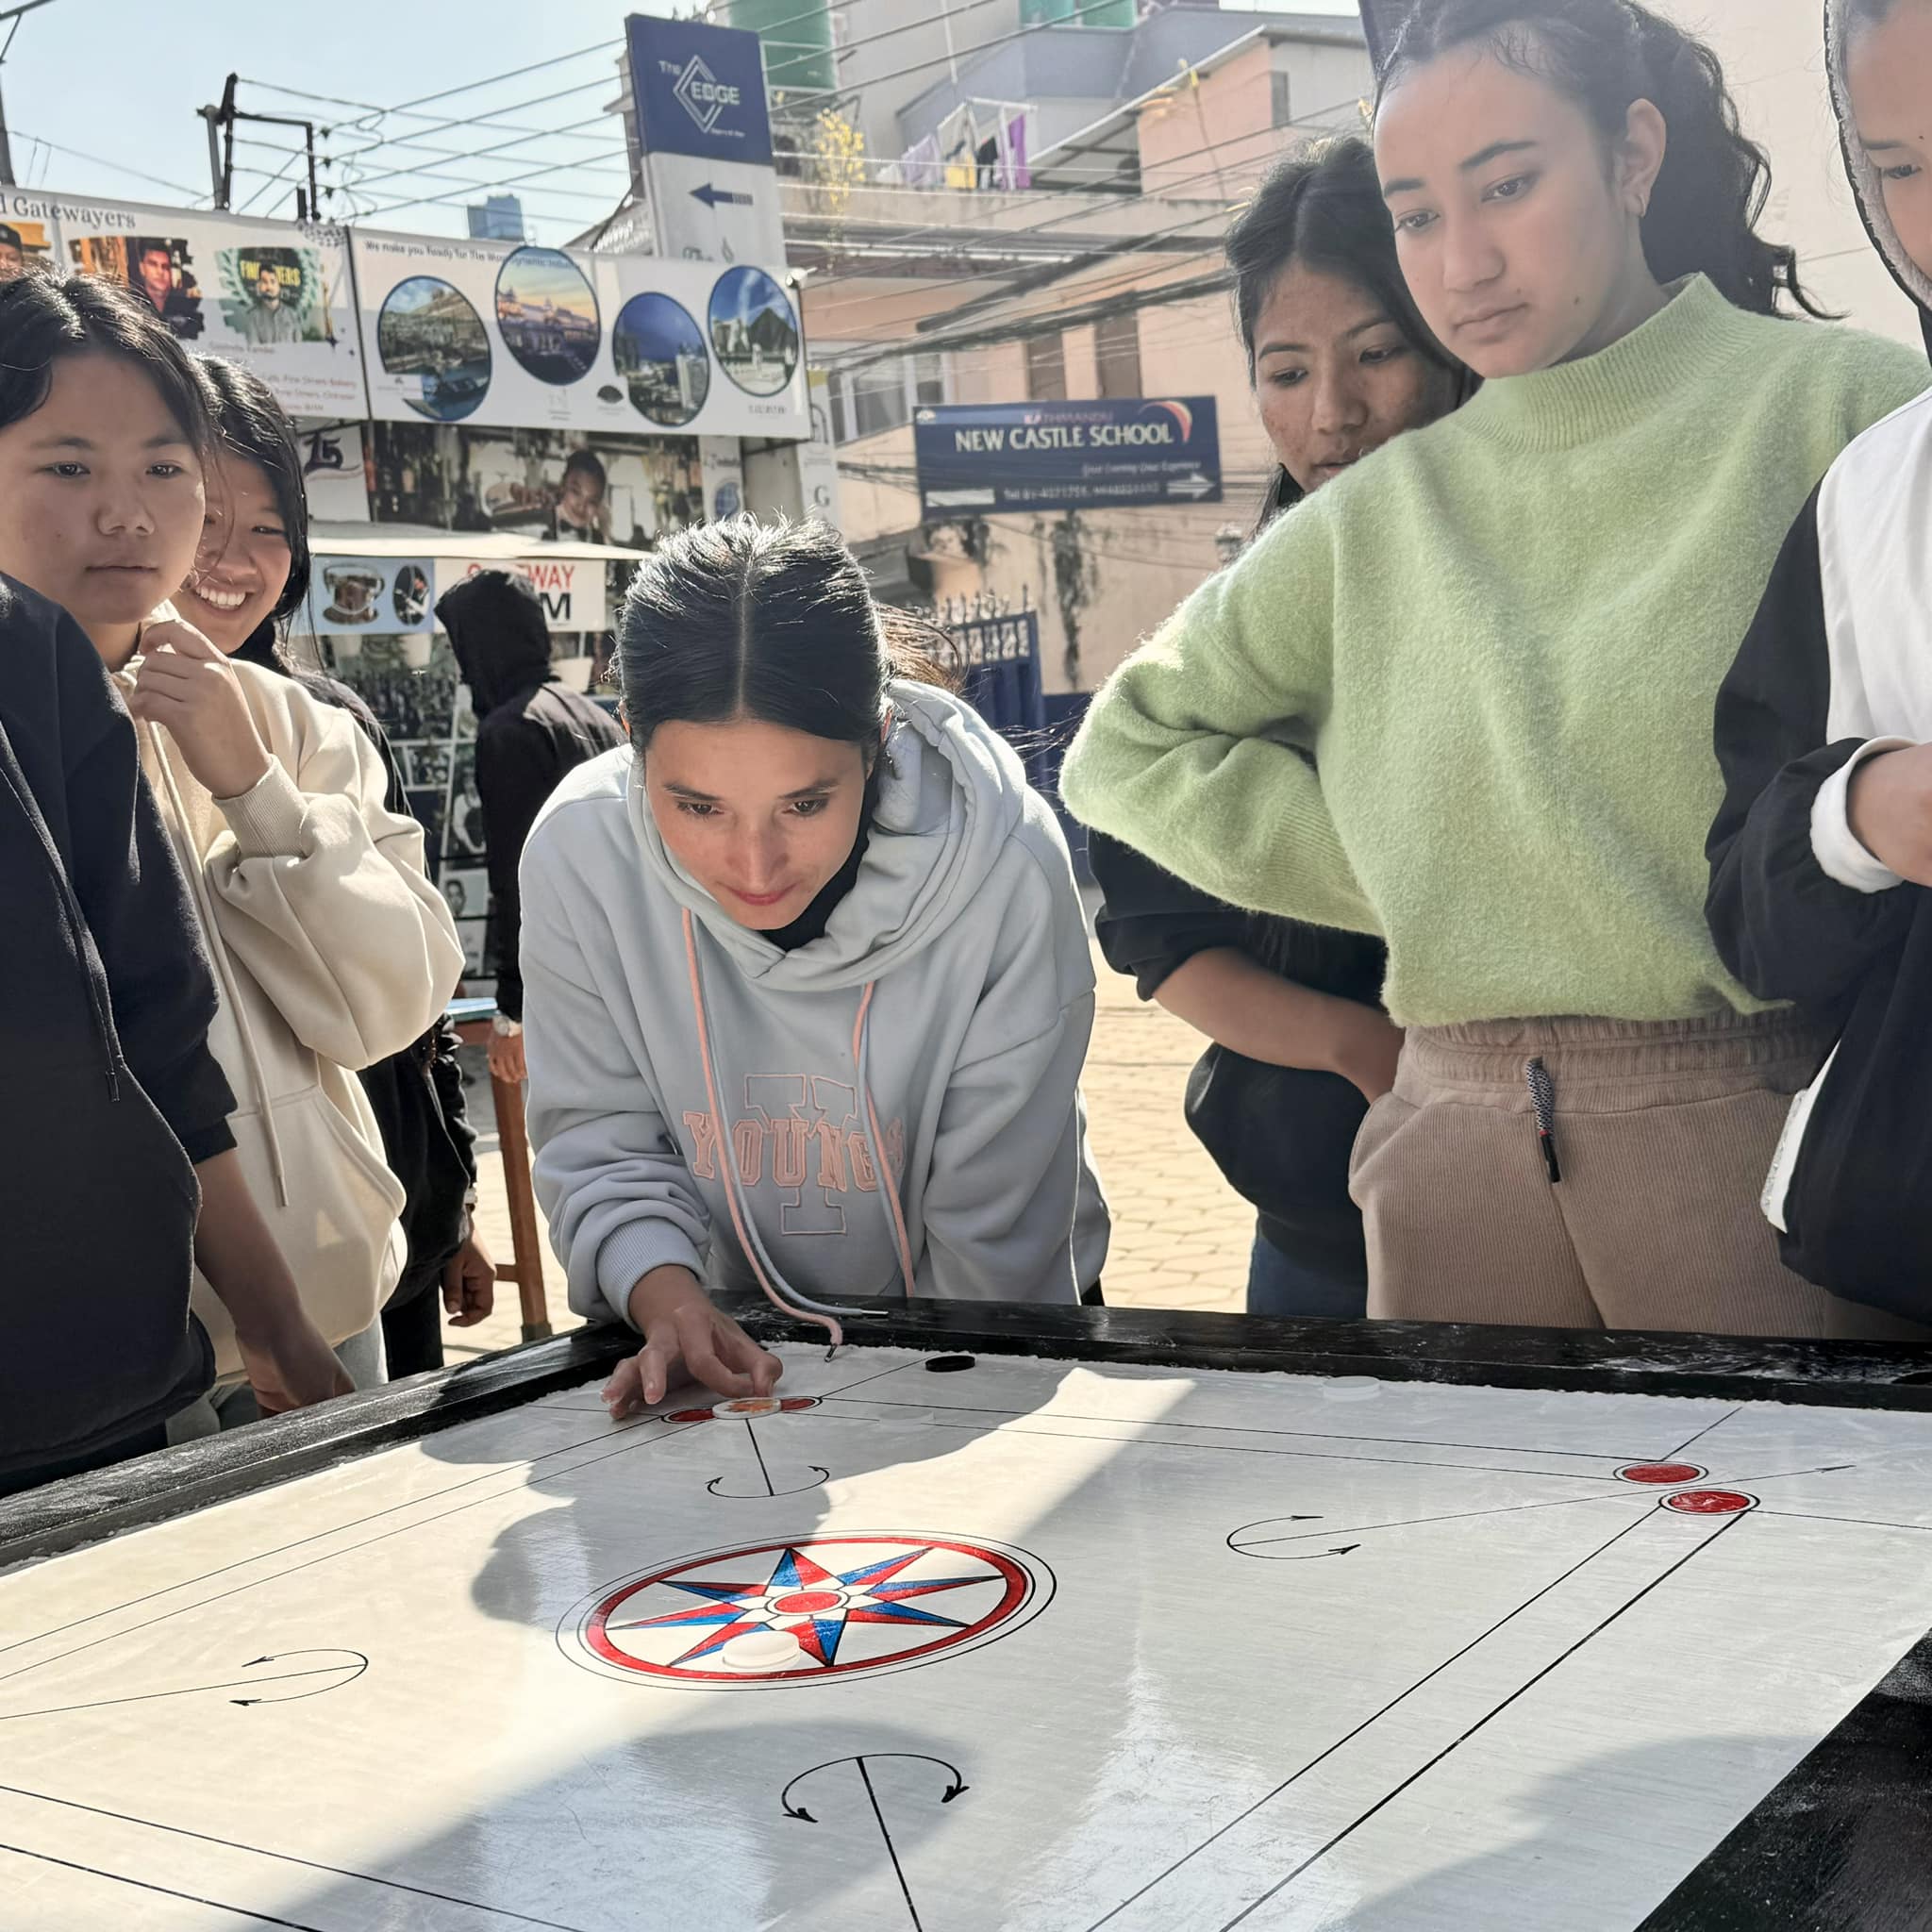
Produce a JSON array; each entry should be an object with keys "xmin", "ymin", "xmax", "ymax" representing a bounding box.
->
[
  {"xmin": 1229, "ymin": 1489, "xmax": 1645, "ymax": 1551},
  {"xmin": 0, "ymin": 1840, "xmax": 327, "ymax": 1929},
  {"xmin": 912, "ymin": 1417, "xmax": 1627, "ymax": 1483},
  {"xmin": 1757, "ymin": 1509, "xmax": 1932, "ymax": 1533},
  {"xmin": 0, "ymin": 1420, "xmax": 707, "ymax": 1697},
  {"xmin": 746, "ymin": 1421, "xmax": 774, "ymax": 1496},
  {"xmin": 0, "ymin": 1661, "xmax": 359, "ymax": 1722},
  {"xmin": 1085, "ymin": 1507, "xmax": 1658, "ymax": 1929},
  {"xmin": 1664, "ymin": 1406, "xmax": 1741, "ymax": 1461},
  {"xmin": 858, "ymin": 1757, "xmax": 924, "ymax": 1930},
  {"xmin": 0, "ymin": 1782, "xmax": 596, "ymax": 1930},
  {"xmin": 1216, "ymin": 1514, "xmax": 1749, "ymax": 1931},
  {"xmin": 819, "ymin": 1395, "xmax": 1655, "ymax": 1464}
]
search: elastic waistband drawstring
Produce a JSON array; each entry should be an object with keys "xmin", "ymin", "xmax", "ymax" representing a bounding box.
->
[{"xmin": 1524, "ymin": 1056, "xmax": 1561, "ymax": 1185}]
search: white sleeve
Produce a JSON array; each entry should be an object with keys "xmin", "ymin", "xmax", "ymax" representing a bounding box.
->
[{"xmin": 1809, "ymin": 736, "xmax": 1914, "ymax": 894}]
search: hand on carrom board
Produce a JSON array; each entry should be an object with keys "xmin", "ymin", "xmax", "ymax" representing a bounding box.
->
[{"xmin": 609, "ymin": 1267, "xmax": 783, "ymax": 1418}]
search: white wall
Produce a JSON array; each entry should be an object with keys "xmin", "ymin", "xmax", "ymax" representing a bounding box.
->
[{"xmin": 1650, "ymin": 0, "xmax": 1918, "ymax": 343}]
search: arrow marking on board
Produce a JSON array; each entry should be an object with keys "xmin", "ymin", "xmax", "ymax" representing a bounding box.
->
[
  {"xmin": 782, "ymin": 1754, "xmax": 967, "ymax": 1929},
  {"xmin": 706, "ymin": 1418, "xmax": 830, "ymax": 1499},
  {"xmin": 692, "ymin": 182, "xmax": 755, "ymax": 208},
  {"xmin": 0, "ymin": 1649, "xmax": 369, "ymax": 1721}
]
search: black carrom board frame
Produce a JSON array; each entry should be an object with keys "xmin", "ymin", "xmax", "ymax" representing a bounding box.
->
[{"xmin": 6, "ymin": 1297, "xmax": 1931, "ymax": 1930}]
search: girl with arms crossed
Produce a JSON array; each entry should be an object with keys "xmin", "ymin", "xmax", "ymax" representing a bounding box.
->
[{"xmin": 1064, "ymin": 0, "xmax": 1927, "ymax": 1336}]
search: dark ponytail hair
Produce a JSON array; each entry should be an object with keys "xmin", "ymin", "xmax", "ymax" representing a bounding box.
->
[
  {"xmin": 618, "ymin": 515, "xmax": 953, "ymax": 755},
  {"xmin": 1379, "ymin": 0, "xmax": 1828, "ymax": 318},
  {"xmin": 0, "ymin": 261, "xmax": 214, "ymax": 447},
  {"xmin": 1227, "ymin": 134, "xmax": 1467, "ymax": 528},
  {"xmin": 195, "ymin": 355, "xmax": 313, "ymax": 664}
]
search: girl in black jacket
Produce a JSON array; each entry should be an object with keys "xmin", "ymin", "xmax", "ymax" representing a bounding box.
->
[
  {"xmin": 1088, "ymin": 138, "xmax": 1468, "ymax": 1317},
  {"xmin": 0, "ymin": 576, "xmax": 345, "ymax": 1492},
  {"xmin": 1705, "ymin": 0, "xmax": 1932, "ymax": 1329}
]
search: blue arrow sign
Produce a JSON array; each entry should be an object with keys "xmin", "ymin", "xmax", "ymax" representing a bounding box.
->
[{"xmin": 692, "ymin": 182, "xmax": 755, "ymax": 208}]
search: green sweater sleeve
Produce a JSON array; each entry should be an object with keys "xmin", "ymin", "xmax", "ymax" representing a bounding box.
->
[{"xmin": 1060, "ymin": 505, "xmax": 1377, "ymax": 934}]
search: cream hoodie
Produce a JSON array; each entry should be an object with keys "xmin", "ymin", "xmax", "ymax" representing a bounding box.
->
[{"xmin": 124, "ymin": 645, "xmax": 464, "ymax": 1373}]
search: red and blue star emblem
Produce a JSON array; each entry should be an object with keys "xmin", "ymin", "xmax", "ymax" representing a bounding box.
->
[{"xmin": 566, "ymin": 1535, "xmax": 1052, "ymax": 1690}]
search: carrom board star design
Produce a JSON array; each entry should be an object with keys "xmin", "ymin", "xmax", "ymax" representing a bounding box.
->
[{"xmin": 564, "ymin": 1532, "xmax": 1052, "ymax": 1688}]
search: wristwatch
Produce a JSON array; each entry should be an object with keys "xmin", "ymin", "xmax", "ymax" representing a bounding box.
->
[{"xmin": 491, "ymin": 1016, "xmax": 524, "ymax": 1038}]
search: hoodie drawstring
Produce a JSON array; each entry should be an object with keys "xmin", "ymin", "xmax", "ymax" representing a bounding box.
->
[
  {"xmin": 1524, "ymin": 1055, "xmax": 1561, "ymax": 1185},
  {"xmin": 682, "ymin": 908, "xmax": 905, "ymax": 1352},
  {"xmin": 146, "ymin": 717, "xmax": 291, "ymax": 1208}
]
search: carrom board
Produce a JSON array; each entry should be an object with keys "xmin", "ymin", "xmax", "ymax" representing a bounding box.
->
[{"xmin": 3, "ymin": 1305, "xmax": 1932, "ymax": 1930}]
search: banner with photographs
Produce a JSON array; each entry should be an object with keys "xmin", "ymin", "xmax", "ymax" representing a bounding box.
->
[
  {"xmin": 353, "ymin": 229, "xmax": 807, "ymax": 438},
  {"xmin": 7, "ymin": 189, "xmax": 366, "ymax": 420}
]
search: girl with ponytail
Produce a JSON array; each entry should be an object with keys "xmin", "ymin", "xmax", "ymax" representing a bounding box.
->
[{"xmin": 1065, "ymin": 0, "xmax": 1930, "ymax": 1339}]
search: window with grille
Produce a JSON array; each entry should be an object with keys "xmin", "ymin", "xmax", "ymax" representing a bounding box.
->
[
  {"xmin": 1025, "ymin": 331, "xmax": 1068, "ymax": 401},
  {"xmin": 1095, "ymin": 311, "xmax": 1142, "ymax": 399}
]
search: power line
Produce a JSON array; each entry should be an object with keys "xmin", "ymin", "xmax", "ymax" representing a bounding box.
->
[{"xmin": 8, "ymin": 130, "xmax": 203, "ymax": 201}]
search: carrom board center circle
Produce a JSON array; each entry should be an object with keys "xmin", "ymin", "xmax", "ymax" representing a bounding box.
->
[{"xmin": 561, "ymin": 1533, "xmax": 1053, "ymax": 1691}]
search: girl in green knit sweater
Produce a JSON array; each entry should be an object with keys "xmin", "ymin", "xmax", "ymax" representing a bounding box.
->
[{"xmin": 1063, "ymin": 0, "xmax": 1930, "ymax": 1340}]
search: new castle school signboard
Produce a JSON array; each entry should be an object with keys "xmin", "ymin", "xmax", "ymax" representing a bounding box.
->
[{"xmin": 913, "ymin": 396, "xmax": 1222, "ymax": 518}]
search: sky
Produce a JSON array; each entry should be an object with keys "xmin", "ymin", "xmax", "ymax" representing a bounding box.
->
[{"xmin": 4, "ymin": 0, "xmax": 1363, "ymax": 240}]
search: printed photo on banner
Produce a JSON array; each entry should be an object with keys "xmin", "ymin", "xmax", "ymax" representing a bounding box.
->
[
  {"xmin": 440, "ymin": 866, "xmax": 489, "ymax": 924},
  {"xmin": 70, "ymin": 231, "xmax": 205, "ymax": 340},
  {"xmin": 494, "ymin": 246, "xmax": 600, "ymax": 386},
  {"xmin": 308, "ymin": 555, "xmax": 436, "ymax": 635},
  {"xmin": 217, "ymin": 243, "xmax": 337, "ymax": 346},
  {"xmin": 0, "ymin": 220, "xmax": 54, "ymax": 274},
  {"xmin": 377, "ymin": 275, "xmax": 493, "ymax": 422},
  {"xmin": 445, "ymin": 744, "xmax": 487, "ymax": 861},
  {"xmin": 369, "ymin": 422, "xmax": 701, "ymax": 549},
  {"xmin": 708, "ymin": 266, "xmax": 798, "ymax": 399}
]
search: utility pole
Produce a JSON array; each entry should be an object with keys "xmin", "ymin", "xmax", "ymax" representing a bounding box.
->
[
  {"xmin": 198, "ymin": 72, "xmax": 323, "ymax": 218},
  {"xmin": 0, "ymin": 0, "xmax": 61, "ymax": 188}
]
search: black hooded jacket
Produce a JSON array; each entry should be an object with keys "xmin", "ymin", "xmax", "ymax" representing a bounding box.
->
[
  {"xmin": 1090, "ymin": 830, "xmax": 1386, "ymax": 1282},
  {"xmin": 1, "ymin": 576, "xmax": 232, "ymax": 1470},
  {"xmin": 435, "ymin": 569, "xmax": 625, "ymax": 1020},
  {"xmin": 1703, "ymin": 0, "xmax": 1932, "ymax": 1319}
]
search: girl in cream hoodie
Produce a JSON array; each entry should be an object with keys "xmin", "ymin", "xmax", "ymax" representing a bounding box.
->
[{"xmin": 0, "ymin": 267, "xmax": 464, "ymax": 1412}]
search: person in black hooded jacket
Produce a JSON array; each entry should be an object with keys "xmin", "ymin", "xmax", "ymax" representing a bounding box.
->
[
  {"xmin": 436, "ymin": 567, "xmax": 625, "ymax": 1085},
  {"xmin": 1705, "ymin": 0, "xmax": 1932, "ymax": 1331},
  {"xmin": 1084, "ymin": 139, "xmax": 1465, "ymax": 1317},
  {"xmin": 1, "ymin": 574, "xmax": 345, "ymax": 1493}
]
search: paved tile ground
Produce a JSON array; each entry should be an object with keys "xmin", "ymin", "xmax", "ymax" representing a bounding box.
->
[{"xmin": 444, "ymin": 938, "xmax": 1252, "ymax": 1365}]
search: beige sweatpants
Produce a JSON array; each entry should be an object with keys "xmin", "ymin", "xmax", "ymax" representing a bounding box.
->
[{"xmin": 1347, "ymin": 1010, "xmax": 1927, "ymax": 1341}]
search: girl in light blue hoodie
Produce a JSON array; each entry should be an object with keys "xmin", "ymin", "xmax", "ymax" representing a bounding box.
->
[{"xmin": 523, "ymin": 517, "xmax": 1108, "ymax": 1413}]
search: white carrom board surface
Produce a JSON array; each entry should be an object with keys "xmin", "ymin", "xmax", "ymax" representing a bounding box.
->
[{"xmin": 4, "ymin": 1343, "xmax": 1932, "ymax": 1931}]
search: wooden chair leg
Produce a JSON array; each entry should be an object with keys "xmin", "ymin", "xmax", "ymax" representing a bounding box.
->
[{"xmin": 491, "ymin": 1071, "xmax": 552, "ymax": 1341}]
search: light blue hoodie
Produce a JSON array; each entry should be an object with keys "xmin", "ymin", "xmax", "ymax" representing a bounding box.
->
[{"xmin": 522, "ymin": 681, "xmax": 1109, "ymax": 1326}]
